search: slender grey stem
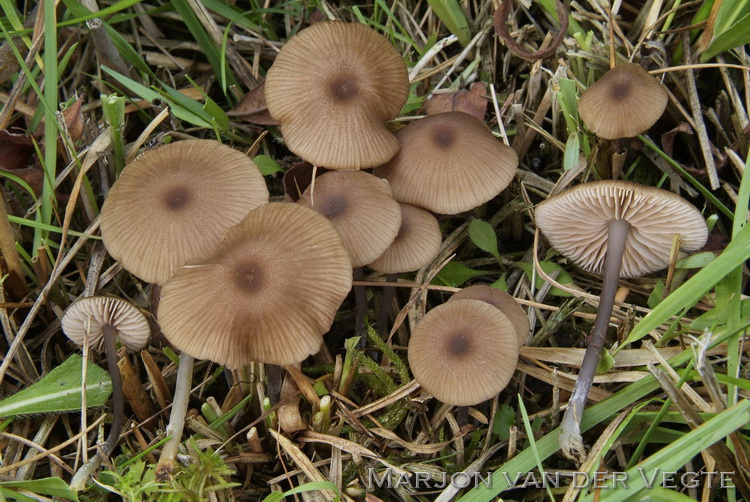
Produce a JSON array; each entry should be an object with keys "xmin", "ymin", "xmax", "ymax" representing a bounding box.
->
[
  {"xmin": 156, "ymin": 353, "xmax": 194, "ymax": 481},
  {"xmin": 101, "ymin": 324, "xmax": 124, "ymax": 458},
  {"xmin": 560, "ymin": 218, "xmax": 630, "ymax": 459}
]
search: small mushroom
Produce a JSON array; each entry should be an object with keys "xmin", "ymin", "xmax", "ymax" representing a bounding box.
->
[
  {"xmin": 535, "ymin": 180, "xmax": 708, "ymax": 459},
  {"xmin": 298, "ymin": 170, "xmax": 402, "ymax": 268},
  {"xmin": 578, "ymin": 63, "xmax": 668, "ymax": 140},
  {"xmin": 62, "ymin": 296, "xmax": 150, "ymax": 486},
  {"xmin": 101, "ymin": 139, "xmax": 269, "ymax": 285},
  {"xmin": 265, "ymin": 21, "xmax": 409, "ymax": 170},
  {"xmin": 157, "ymin": 203, "xmax": 353, "ymax": 368},
  {"xmin": 447, "ymin": 285, "xmax": 529, "ymax": 348},
  {"xmin": 408, "ymin": 300, "xmax": 519, "ymax": 406},
  {"xmin": 374, "ymin": 112, "xmax": 519, "ymax": 214}
]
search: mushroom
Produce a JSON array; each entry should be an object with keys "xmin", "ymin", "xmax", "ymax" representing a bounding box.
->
[
  {"xmin": 265, "ymin": 21, "xmax": 409, "ymax": 170},
  {"xmin": 62, "ymin": 296, "xmax": 150, "ymax": 487},
  {"xmin": 297, "ymin": 170, "xmax": 402, "ymax": 268},
  {"xmin": 408, "ymin": 300, "xmax": 519, "ymax": 406},
  {"xmin": 368, "ymin": 203, "xmax": 442, "ymax": 336},
  {"xmin": 101, "ymin": 139, "xmax": 269, "ymax": 285},
  {"xmin": 157, "ymin": 202, "xmax": 353, "ymax": 368},
  {"xmin": 374, "ymin": 112, "xmax": 519, "ymax": 214},
  {"xmin": 534, "ymin": 180, "xmax": 708, "ymax": 459},
  {"xmin": 447, "ymin": 285, "xmax": 529, "ymax": 348},
  {"xmin": 578, "ymin": 63, "xmax": 668, "ymax": 140}
]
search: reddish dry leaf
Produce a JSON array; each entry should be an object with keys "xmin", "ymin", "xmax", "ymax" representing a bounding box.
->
[
  {"xmin": 61, "ymin": 95, "xmax": 85, "ymax": 141},
  {"xmin": 422, "ymin": 82, "xmax": 488, "ymax": 120},
  {"xmin": 227, "ymin": 80, "xmax": 280, "ymax": 126},
  {"xmin": 0, "ymin": 129, "xmax": 35, "ymax": 171},
  {"xmin": 661, "ymin": 122, "xmax": 693, "ymax": 158}
]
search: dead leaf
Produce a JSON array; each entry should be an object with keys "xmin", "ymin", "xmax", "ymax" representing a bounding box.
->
[
  {"xmin": 423, "ymin": 82, "xmax": 488, "ymax": 120},
  {"xmin": 0, "ymin": 129, "xmax": 35, "ymax": 171},
  {"xmin": 661, "ymin": 122, "xmax": 693, "ymax": 157},
  {"xmin": 282, "ymin": 161, "xmax": 328, "ymax": 202},
  {"xmin": 61, "ymin": 95, "xmax": 85, "ymax": 141},
  {"xmin": 227, "ymin": 80, "xmax": 279, "ymax": 126}
]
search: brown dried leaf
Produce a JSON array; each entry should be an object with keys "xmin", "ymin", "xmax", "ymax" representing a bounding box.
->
[
  {"xmin": 227, "ymin": 80, "xmax": 280, "ymax": 126},
  {"xmin": 282, "ymin": 161, "xmax": 328, "ymax": 202},
  {"xmin": 661, "ymin": 122, "xmax": 693, "ymax": 157},
  {"xmin": 0, "ymin": 129, "xmax": 35, "ymax": 171},
  {"xmin": 61, "ymin": 96, "xmax": 85, "ymax": 141},
  {"xmin": 423, "ymin": 83, "xmax": 488, "ymax": 120}
]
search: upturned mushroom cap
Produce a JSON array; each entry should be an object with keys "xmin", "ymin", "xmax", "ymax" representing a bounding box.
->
[
  {"xmin": 265, "ymin": 21, "xmax": 409, "ymax": 170},
  {"xmin": 374, "ymin": 112, "xmax": 519, "ymax": 214},
  {"xmin": 448, "ymin": 285, "xmax": 529, "ymax": 347},
  {"xmin": 157, "ymin": 203, "xmax": 353, "ymax": 368},
  {"xmin": 535, "ymin": 180, "xmax": 708, "ymax": 278},
  {"xmin": 367, "ymin": 203, "xmax": 442, "ymax": 273},
  {"xmin": 298, "ymin": 171, "xmax": 401, "ymax": 267},
  {"xmin": 61, "ymin": 296, "xmax": 151, "ymax": 352},
  {"xmin": 578, "ymin": 63, "xmax": 668, "ymax": 140},
  {"xmin": 101, "ymin": 139, "xmax": 269, "ymax": 285},
  {"xmin": 408, "ymin": 300, "xmax": 519, "ymax": 406}
]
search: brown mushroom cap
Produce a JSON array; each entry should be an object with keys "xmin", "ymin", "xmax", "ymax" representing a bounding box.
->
[
  {"xmin": 535, "ymin": 180, "xmax": 708, "ymax": 278},
  {"xmin": 265, "ymin": 21, "xmax": 409, "ymax": 170},
  {"xmin": 298, "ymin": 171, "xmax": 402, "ymax": 267},
  {"xmin": 374, "ymin": 112, "xmax": 519, "ymax": 214},
  {"xmin": 61, "ymin": 296, "xmax": 151, "ymax": 352},
  {"xmin": 448, "ymin": 285, "xmax": 529, "ymax": 347},
  {"xmin": 101, "ymin": 139, "xmax": 269, "ymax": 285},
  {"xmin": 408, "ymin": 300, "xmax": 519, "ymax": 406},
  {"xmin": 367, "ymin": 203, "xmax": 442, "ymax": 273},
  {"xmin": 578, "ymin": 63, "xmax": 668, "ymax": 140},
  {"xmin": 157, "ymin": 203, "xmax": 353, "ymax": 368}
]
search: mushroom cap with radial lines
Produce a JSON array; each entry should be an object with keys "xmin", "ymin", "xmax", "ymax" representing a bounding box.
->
[
  {"xmin": 367, "ymin": 203, "xmax": 441, "ymax": 273},
  {"xmin": 61, "ymin": 296, "xmax": 151, "ymax": 352},
  {"xmin": 448, "ymin": 285, "xmax": 529, "ymax": 348},
  {"xmin": 578, "ymin": 63, "xmax": 668, "ymax": 140},
  {"xmin": 101, "ymin": 139, "xmax": 269, "ymax": 285},
  {"xmin": 157, "ymin": 203, "xmax": 353, "ymax": 368},
  {"xmin": 297, "ymin": 170, "xmax": 401, "ymax": 267},
  {"xmin": 535, "ymin": 180, "xmax": 708, "ymax": 278},
  {"xmin": 408, "ymin": 300, "xmax": 519, "ymax": 406},
  {"xmin": 374, "ymin": 112, "xmax": 519, "ymax": 214},
  {"xmin": 265, "ymin": 21, "xmax": 409, "ymax": 170}
]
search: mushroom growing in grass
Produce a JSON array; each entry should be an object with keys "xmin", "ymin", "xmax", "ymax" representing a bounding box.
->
[
  {"xmin": 101, "ymin": 139, "xmax": 269, "ymax": 285},
  {"xmin": 535, "ymin": 180, "xmax": 708, "ymax": 460},
  {"xmin": 265, "ymin": 21, "xmax": 409, "ymax": 170},
  {"xmin": 62, "ymin": 296, "xmax": 150, "ymax": 487},
  {"xmin": 298, "ymin": 170, "xmax": 401, "ymax": 342},
  {"xmin": 374, "ymin": 112, "xmax": 519, "ymax": 214},
  {"xmin": 368, "ymin": 203, "xmax": 442, "ymax": 336},
  {"xmin": 578, "ymin": 63, "xmax": 668, "ymax": 177},
  {"xmin": 447, "ymin": 285, "xmax": 530, "ymax": 348},
  {"xmin": 408, "ymin": 300, "xmax": 519, "ymax": 406}
]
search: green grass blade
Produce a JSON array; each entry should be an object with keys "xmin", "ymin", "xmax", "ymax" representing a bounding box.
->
[
  {"xmin": 0, "ymin": 355, "xmax": 112, "ymax": 418},
  {"xmin": 616, "ymin": 222, "xmax": 750, "ymax": 351},
  {"xmin": 426, "ymin": 0, "xmax": 471, "ymax": 46}
]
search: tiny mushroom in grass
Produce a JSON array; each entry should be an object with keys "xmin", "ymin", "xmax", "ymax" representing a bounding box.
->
[
  {"xmin": 62, "ymin": 296, "xmax": 150, "ymax": 480},
  {"xmin": 157, "ymin": 203, "xmax": 353, "ymax": 368},
  {"xmin": 448, "ymin": 285, "xmax": 530, "ymax": 348},
  {"xmin": 408, "ymin": 300, "xmax": 519, "ymax": 406},
  {"xmin": 298, "ymin": 170, "xmax": 402, "ymax": 268},
  {"xmin": 265, "ymin": 21, "xmax": 409, "ymax": 170},
  {"xmin": 374, "ymin": 112, "xmax": 519, "ymax": 214},
  {"xmin": 578, "ymin": 63, "xmax": 668, "ymax": 140},
  {"xmin": 100, "ymin": 139, "xmax": 269, "ymax": 285},
  {"xmin": 535, "ymin": 180, "xmax": 708, "ymax": 460}
]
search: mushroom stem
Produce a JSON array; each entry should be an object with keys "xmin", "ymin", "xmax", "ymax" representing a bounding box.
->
[
  {"xmin": 156, "ymin": 352, "xmax": 194, "ymax": 481},
  {"xmin": 375, "ymin": 273, "xmax": 398, "ymax": 337},
  {"xmin": 560, "ymin": 218, "xmax": 630, "ymax": 460},
  {"xmin": 101, "ymin": 323, "xmax": 124, "ymax": 458},
  {"xmin": 354, "ymin": 267, "xmax": 368, "ymax": 349}
]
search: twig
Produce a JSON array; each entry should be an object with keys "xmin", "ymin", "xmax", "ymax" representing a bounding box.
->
[{"xmin": 494, "ymin": 0, "xmax": 569, "ymax": 61}]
